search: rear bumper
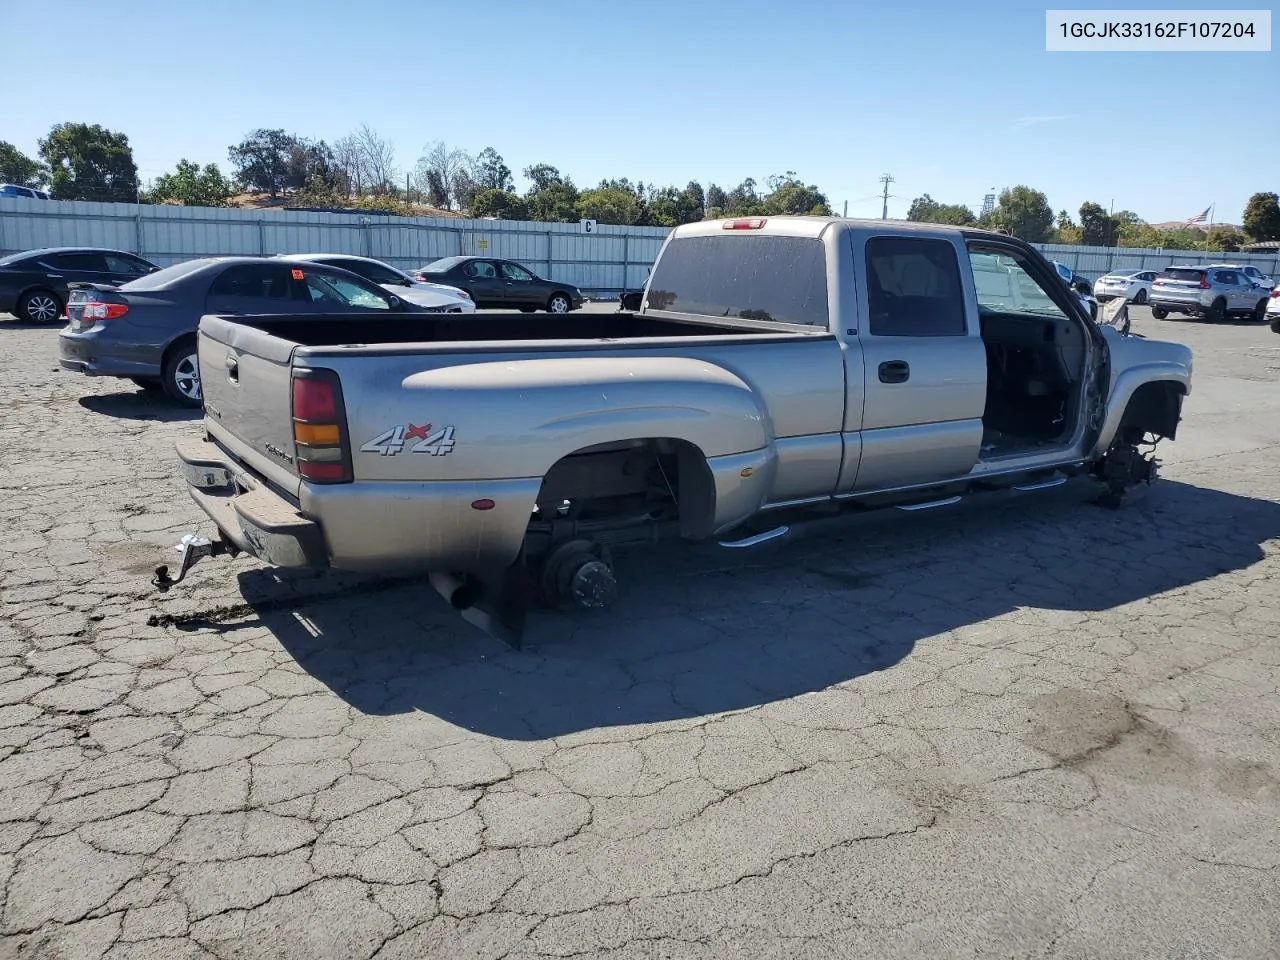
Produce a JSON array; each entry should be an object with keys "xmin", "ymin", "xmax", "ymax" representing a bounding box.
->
[
  {"xmin": 177, "ymin": 437, "xmax": 329, "ymax": 570},
  {"xmin": 177, "ymin": 435, "xmax": 542, "ymax": 575},
  {"xmin": 59, "ymin": 330, "xmax": 162, "ymax": 378},
  {"xmin": 1149, "ymin": 297, "xmax": 1206, "ymax": 314}
]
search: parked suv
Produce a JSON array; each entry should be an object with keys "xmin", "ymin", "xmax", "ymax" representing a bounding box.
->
[
  {"xmin": 1149, "ymin": 265, "xmax": 1271, "ymax": 322},
  {"xmin": 1204, "ymin": 262, "xmax": 1274, "ymax": 289},
  {"xmin": 0, "ymin": 184, "xmax": 50, "ymax": 200}
]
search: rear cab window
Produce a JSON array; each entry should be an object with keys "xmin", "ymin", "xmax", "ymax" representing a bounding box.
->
[{"xmin": 644, "ymin": 234, "xmax": 829, "ymax": 326}]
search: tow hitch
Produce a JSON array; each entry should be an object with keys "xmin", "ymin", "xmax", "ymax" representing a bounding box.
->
[{"xmin": 152, "ymin": 533, "xmax": 239, "ymax": 591}]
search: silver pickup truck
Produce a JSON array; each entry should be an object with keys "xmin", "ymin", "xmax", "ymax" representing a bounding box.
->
[{"xmin": 163, "ymin": 216, "xmax": 1193, "ymax": 644}]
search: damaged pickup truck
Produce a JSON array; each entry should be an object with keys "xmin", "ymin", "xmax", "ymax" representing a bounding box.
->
[{"xmin": 162, "ymin": 216, "xmax": 1193, "ymax": 644}]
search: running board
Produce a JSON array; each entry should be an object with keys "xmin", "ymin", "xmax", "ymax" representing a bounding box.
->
[
  {"xmin": 896, "ymin": 495, "xmax": 962, "ymax": 512},
  {"xmin": 1012, "ymin": 476, "xmax": 1068, "ymax": 492},
  {"xmin": 718, "ymin": 526, "xmax": 790, "ymax": 549}
]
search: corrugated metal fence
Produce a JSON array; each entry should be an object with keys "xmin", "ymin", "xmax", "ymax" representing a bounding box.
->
[
  {"xmin": 2, "ymin": 197, "xmax": 1278, "ymax": 294},
  {"xmin": 1036, "ymin": 242, "xmax": 1280, "ymax": 280},
  {"xmin": 0, "ymin": 197, "xmax": 671, "ymax": 296}
]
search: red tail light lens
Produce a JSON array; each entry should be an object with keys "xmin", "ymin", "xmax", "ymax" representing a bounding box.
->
[
  {"xmin": 290, "ymin": 369, "xmax": 351, "ymax": 484},
  {"xmin": 723, "ymin": 217, "xmax": 767, "ymax": 230},
  {"xmin": 1270, "ymin": 289, "xmax": 1279, "ymax": 299},
  {"xmin": 292, "ymin": 376, "xmax": 338, "ymax": 421},
  {"xmin": 83, "ymin": 301, "xmax": 129, "ymax": 320},
  {"xmin": 1198, "ymin": 278, "xmax": 1211, "ymax": 289}
]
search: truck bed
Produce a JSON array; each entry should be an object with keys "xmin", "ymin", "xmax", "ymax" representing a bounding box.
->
[{"xmin": 233, "ymin": 310, "xmax": 813, "ymax": 348}]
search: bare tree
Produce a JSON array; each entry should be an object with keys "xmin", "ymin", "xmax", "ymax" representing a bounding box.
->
[
  {"xmin": 353, "ymin": 124, "xmax": 396, "ymax": 194},
  {"xmin": 415, "ymin": 141, "xmax": 471, "ymax": 210},
  {"xmin": 332, "ymin": 135, "xmax": 364, "ymax": 196}
]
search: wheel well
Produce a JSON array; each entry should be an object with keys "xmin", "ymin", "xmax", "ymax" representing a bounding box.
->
[
  {"xmin": 161, "ymin": 332, "xmax": 197, "ymax": 370},
  {"xmin": 533, "ymin": 437, "xmax": 715, "ymax": 540},
  {"xmin": 1119, "ymin": 381, "xmax": 1185, "ymax": 443},
  {"xmin": 547, "ymin": 290, "xmax": 571, "ymax": 305}
]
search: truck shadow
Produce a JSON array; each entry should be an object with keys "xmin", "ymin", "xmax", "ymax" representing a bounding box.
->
[{"xmin": 245, "ymin": 478, "xmax": 1280, "ymax": 741}]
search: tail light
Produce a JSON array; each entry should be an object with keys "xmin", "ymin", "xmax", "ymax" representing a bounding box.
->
[
  {"xmin": 723, "ymin": 217, "xmax": 767, "ymax": 230},
  {"xmin": 291, "ymin": 368, "xmax": 352, "ymax": 484},
  {"xmin": 1198, "ymin": 278, "xmax": 1211, "ymax": 289},
  {"xmin": 1270, "ymin": 288, "xmax": 1279, "ymax": 299},
  {"xmin": 82, "ymin": 300, "xmax": 129, "ymax": 320}
]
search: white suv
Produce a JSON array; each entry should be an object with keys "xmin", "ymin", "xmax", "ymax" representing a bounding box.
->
[{"xmin": 0, "ymin": 184, "xmax": 50, "ymax": 200}]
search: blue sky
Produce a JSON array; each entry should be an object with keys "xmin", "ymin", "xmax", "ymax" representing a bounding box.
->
[{"xmin": 6, "ymin": 0, "xmax": 1275, "ymax": 224}]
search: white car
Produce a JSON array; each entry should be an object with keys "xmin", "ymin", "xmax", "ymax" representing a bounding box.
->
[
  {"xmin": 1093, "ymin": 269, "xmax": 1158, "ymax": 305},
  {"xmin": 1266, "ymin": 283, "xmax": 1280, "ymax": 322},
  {"xmin": 276, "ymin": 253, "xmax": 476, "ymax": 312}
]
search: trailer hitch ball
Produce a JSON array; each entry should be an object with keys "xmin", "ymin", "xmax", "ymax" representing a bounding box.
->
[{"xmin": 568, "ymin": 558, "xmax": 617, "ymax": 610}]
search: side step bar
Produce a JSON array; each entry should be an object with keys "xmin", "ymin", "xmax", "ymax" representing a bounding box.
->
[
  {"xmin": 718, "ymin": 526, "xmax": 790, "ymax": 549},
  {"xmin": 896, "ymin": 495, "xmax": 962, "ymax": 512},
  {"xmin": 1012, "ymin": 476, "xmax": 1068, "ymax": 492}
]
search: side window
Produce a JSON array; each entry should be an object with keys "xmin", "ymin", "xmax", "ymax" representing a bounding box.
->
[
  {"xmin": 1213, "ymin": 271, "xmax": 1236, "ymax": 285},
  {"xmin": 500, "ymin": 263, "xmax": 534, "ymax": 281},
  {"xmin": 208, "ymin": 264, "xmax": 296, "ymax": 299},
  {"xmin": 49, "ymin": 252, "xmax": 108, "ymax": 271},
  {"xmin": 865, "ymin": 237, "xmax": 967, "ymax": 336},
  {"xmin": 104, "ymin": 254, "xmax": 152, "ymax": 276},
  {"xmin": 304, "ymin": 272, "xmax": 390, "ymax": 310},
  {"xmin": 465, "ymin": 261, "xmax": 497, "ymax": 279},
  {"xmin": 357, "ymin": 261, "xmax": 406, "ymax": 285},
  {"xmin": 967, "ymin": 250, "xmax": 1069, "ymax": 320}
]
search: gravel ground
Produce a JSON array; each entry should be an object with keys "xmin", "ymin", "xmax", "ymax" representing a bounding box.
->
[{"xmin": 0, "ymin": 307, "xmax": 1278, "ymax": 959}]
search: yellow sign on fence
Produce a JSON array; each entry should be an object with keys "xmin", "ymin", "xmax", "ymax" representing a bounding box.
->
[{"xmin": 478, "ymin": 239, "xmax": 489, "ymax": 249}]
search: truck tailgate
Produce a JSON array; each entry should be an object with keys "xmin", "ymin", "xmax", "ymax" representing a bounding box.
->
[{"xmin": 198, "ymin": 315, "xmax": 303, "ymax": 498}]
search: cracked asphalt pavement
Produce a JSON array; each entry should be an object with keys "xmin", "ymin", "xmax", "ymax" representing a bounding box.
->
[{"xmin": 1, "ymin": 307, "xmax": 1279, "ymax": 959}]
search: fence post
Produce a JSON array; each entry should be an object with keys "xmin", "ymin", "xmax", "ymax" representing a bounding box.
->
[
  {"xmin": 135, "ymin": 207, "xmax": 144, "ymax": 257},
  {"xmin": 258, "ymin": 219, "xmax": 266, "ymax": 255},
  {"xmin": 622, "ymin": 233, "xmax": 629, "ymax": 295},
  {"xmin": 546, "ymin": 230, "xmax": 553, "ymax": 278}
]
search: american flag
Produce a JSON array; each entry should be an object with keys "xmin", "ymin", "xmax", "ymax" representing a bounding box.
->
[{"xmin": 1185, "ymin": 206, "xmax": 1211, "ymax": 225}]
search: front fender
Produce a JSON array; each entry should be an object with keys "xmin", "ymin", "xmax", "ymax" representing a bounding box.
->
[{"xmin": 1089, "ymin": 332, "xmax": 1193, "ymax": 458}]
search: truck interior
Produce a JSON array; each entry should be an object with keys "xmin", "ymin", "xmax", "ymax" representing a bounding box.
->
[{"xmin": 968, "ymin": 252, "xmax": 1091, "ymax": 460}]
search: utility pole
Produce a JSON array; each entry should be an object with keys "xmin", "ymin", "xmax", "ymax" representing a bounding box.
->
[
  {"xmin": 842, "ymin": 200, "xmax": 848, "ymax": 218},
  {"xmin": 879, "ymin": 174, "xmax": 894, "ymax": 220}
]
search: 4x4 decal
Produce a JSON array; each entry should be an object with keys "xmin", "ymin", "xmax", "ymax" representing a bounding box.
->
[{"xmin": 360, "ymin": 423, "xmax": 456, "ymax": 457}]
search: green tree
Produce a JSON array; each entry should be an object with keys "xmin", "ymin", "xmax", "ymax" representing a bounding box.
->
[
  {"xmin": 575, "ymin": 186, "xmax": 642, "ymax": 225},
  {"xmin": 38, "ymin": 123, "xmax": 139, "ymax": 202},
  {"xmin": 1206, "ymin": 226, "xmax": 1246, "ymax": 252},
  {"xmin": 723, "ymin": 179, "xmax": 760, "ymax": 216},
  {"xmin": 0, "ymin": 141, "xmax": 46, "ymax": 188},
  {"xmin": 147, "ymin": 159, "xmax": 235, "ymax": 207},
  {"xmin": 1078, "ymin": 201, "xmax": 1119, "ymax": 246},
  {"xmin": 760, "ymin": 174, "xmax": 831, "ymax": 216},
  {"xmin": 705, "ymin": 183, "xmax": 728, "ymax": 211},
  {"xmin": 906, "ymin": 193, "xmax": 976, "ymax": 226},
  {"xmin": 472, "ymin": 147, "xmax": 513, "ymax": 192},
  {"xmin": 645, "ymin": 183, "xmax": 704, "ymax": 226},
  {"xmin": 228, "ymin": 128, "xmax": 295, "ymax": 200},
  {"xmin": 989, "ymin": 186, "xmax": 1054, "ymax": 242},
  {"xmin": 1242, "ymin": 192, "xmax": 1280, "ymax": 242},
  {"xmin": 471, "ymin": 188, "xmax": 528, "ymax": 220},
  {"xmin": 521, "ymin": 164, "xmax": 579, "ymax": 221}
]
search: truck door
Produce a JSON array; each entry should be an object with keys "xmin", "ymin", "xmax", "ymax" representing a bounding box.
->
[{"xmin": 849, "ymin": 233, "xmax": 987, "ymax": 491}]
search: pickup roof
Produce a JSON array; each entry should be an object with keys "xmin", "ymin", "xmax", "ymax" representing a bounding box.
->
[{"xmin": 165, "ymin": 216, "xmax": 1193, "ymax": 644}]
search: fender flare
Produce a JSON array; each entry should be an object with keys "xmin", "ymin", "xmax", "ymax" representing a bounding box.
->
[{"xmin": 1089, "ymin": 366, "xmax": 1189, "ymax": 459}]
